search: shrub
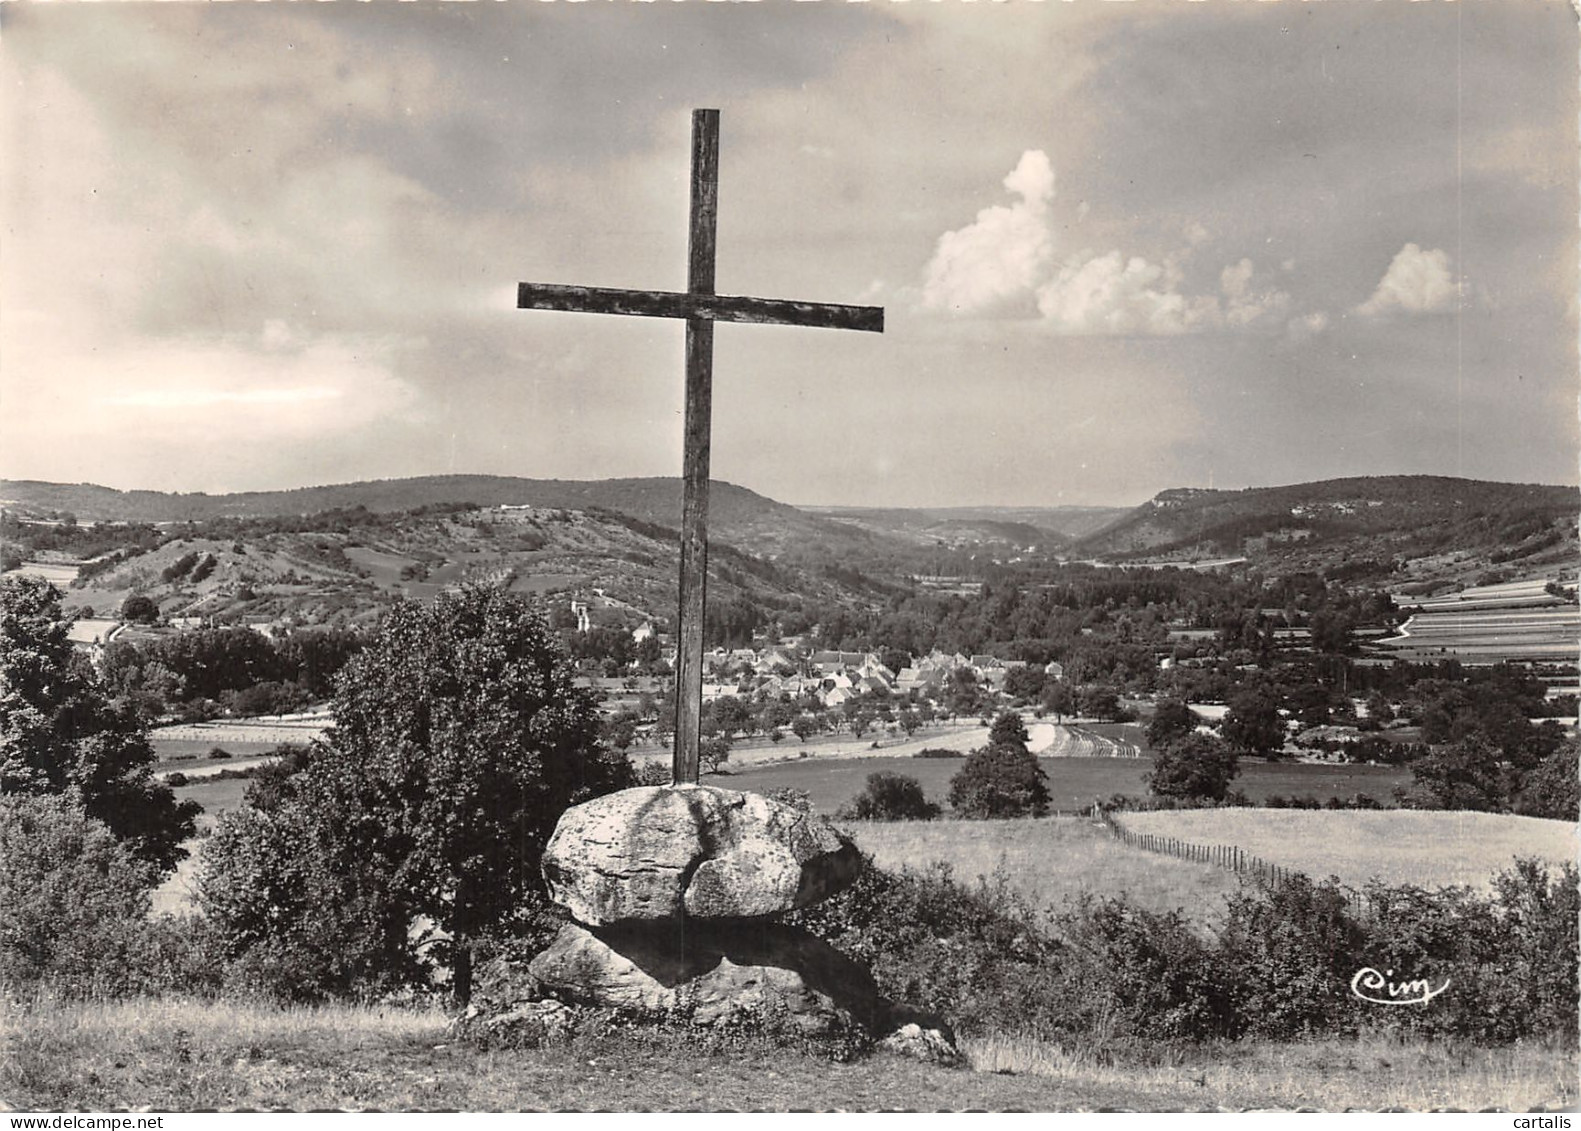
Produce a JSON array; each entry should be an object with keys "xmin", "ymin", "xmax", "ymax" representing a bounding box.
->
[
  {"xmin": 1215, "ymin": 874, "xmax": 1371, "ymax": 1040},
  {"xmin": 241, "ymin": 745, "xmax": 313, "ymax": 811},
  {"xmin": 207, "ymin": 746, "xmax": 233, "ymax": 760},
  {"xmin": 0, "ymin": 794, "xmax": 156, "ymax": 995},
  {"xmin": 948, "ymin": 744, "xmax": 1051, "ymax": 818},
  {"xmin": 791, "ymin": 858, "xmax": 1062, "ymax": 1039},
  {"xmin": 913, "ymin": 747, "xmax": 965, "ymax": 759},
  {"xmin": 1048, "ymin": 896, "xmax": 1233, "ymax": 1048},
  {"xmin": 198, "ymin": 802, "xmax": 423, "ymax": 1003},
  {"xmin": 836, "ymin": 772, "xmax": 939, "ymax": 822},
  {"xmin": 164, "ymin": 771, "xmax": 189, "ymax": 787},
  {"xmin": 1359, "ymin": 860, "xmax": 1578, "ymax": 1044},
  {"xmin": 794, "ymin": 854, "xmax": 1577, "ymax": 1052},
  {"xmin": 632, "ymin": 759, "xmax": 672, "ymax": 787},
  {"xmin": 765, "ymin": 786, "xmax": 813, "ymax": 814}
]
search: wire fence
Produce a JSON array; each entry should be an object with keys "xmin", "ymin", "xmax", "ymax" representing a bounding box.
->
[{"xmin": 1094, "ymin": 805, "xmax": 1376, "ymax": 920}]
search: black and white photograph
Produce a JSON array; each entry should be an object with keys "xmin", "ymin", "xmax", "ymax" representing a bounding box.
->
[{"xmin": 2, "ymin": 0, "xmax": 1577, "ymax": 1114}]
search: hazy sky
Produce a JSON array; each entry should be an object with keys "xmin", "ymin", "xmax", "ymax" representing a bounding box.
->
[{"xmin": 2, "ymin": 2, "xmax": 1576, "ymax": 507}]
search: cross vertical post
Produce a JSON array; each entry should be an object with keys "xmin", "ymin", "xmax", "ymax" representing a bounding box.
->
[
  {"xmin": 513, "ymin": 109, "xmax": 883, "ymax": 789},
  {"xmin": 675, "ymin": 109, "xmax": 719, "ymax": 787}
]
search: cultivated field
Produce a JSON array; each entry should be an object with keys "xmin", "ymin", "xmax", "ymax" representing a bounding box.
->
[
  {"xmin": 1037, "ymin": 722, "xmax": 1144, "ymax": 757},
  {"xmin": 1114, "ymin": 809, "xmax": 1577, "ymax": 891},
  {"xmin": 150, "ymin": 711, "xmax": 332, "ymax": 748},
  {"xmin": 843, "ymin": 816, "xmax": 1243, "ymax": 917},
  {"xmin": 1381, "ymin": 578, "xmax": 1579, "ymax": 663}
]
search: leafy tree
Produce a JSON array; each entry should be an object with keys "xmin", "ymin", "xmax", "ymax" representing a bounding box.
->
[
  {"xmin": 700, "ymin": 734, "xmax": 733, "ymax": 773},
  {"xmin": 948, "ymin": 743, "xmax": 1050, "ymax": 818},
  {"xmin": 1146, "ymin": 733, "xmax": 1240, "ymax": 802},
  {"xmin": 1003, "ymin": 666, "xmax": 1048, "ymax": 703},
  {"xmin": 199, "ymin": 798, "xmax": 421, "ymax": 1002},
  {"xmin": 988, "ymin": 711, "xmax": 1030, "ymax": 751},
  {"xmin": 897, "ymin": 707, "xmax": 922, "ymax": 738},
  {"xmin": 1079, "ymin": 685, "xmax": 1123, "ymax": 722},
  {"xmin": 120, "ymin": 594, "xmax": 159, "ymax": 624},
  {"xmin": 838, "ymin": 772, "xmax": 939, "ymax": 821},
  {"xmin": 1363, "ymin": 690, "xmax": 1395, "ymax": 729},
  {"xmin": 1147, "ymin": 698, "xmax": 1197, "ymax": 750},
  {"xmin": 1308, "ymin": 608, "xmax": 1356, "ymax": 655},
  {"xmin": 1514, "ymin": 740, "xmax": 1580, "ymax": 822},
  {"xmin": 791, "ymin": 714, "xmax": 818, "ymax": 744},
  {"xmin": 1409, "ymin": 735, "xmax": 1508, "ymax": 812},
  {"xmin": 1221, "ymin": 688, "xmax": 1284, "ymax": 757},
  {"xmin": 944, "ymin": 668, "xmax": 983, "ymax": 719},
  {"xmin": 1, "ymin": 576, "xmax": 197, "ymax": 872},
  {"xmin": 879, "ymin": 648, "xmax": 911, "ymax": 676},
  {"xmin": 201, "ymin": 584, "xmax": 632, "ymax": 1004},
  {"xmin": 1040, "ymin": 682, "xmax": 1076, "ymax": 723}
]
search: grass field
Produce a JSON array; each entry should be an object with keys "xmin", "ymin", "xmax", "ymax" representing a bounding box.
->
[
  {"xmin": 714, "ymin": 755, "xmax": 1412, "ymax": 816},
  {"xmin": 152, "ymin": 737, "xmax": 294, "ymax": 770},
  {"xmin": 1115, "ymin": 809, "xmax": 1577, "ymax": 891},
  {"xmin": 843, "ymin": 817, "xmax": 1242, "ymax": 917},
  {"xmin": 3, "ymin": 995, "xmax": 1573, "ymax": 1112}
]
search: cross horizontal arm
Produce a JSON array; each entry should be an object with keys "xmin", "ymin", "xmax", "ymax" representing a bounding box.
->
[{"xmin": 518, "ymin": 282, "xmax": 883, "ymax": 333}]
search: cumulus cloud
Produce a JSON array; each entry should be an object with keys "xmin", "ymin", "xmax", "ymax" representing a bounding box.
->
[
  {"xmin": 1355, "ymin": 243, "xmax": 1458, "ymax": 318},
  {"xmin": 1219, "ymin": 257, "xmax": 1290, "ymax": 327},
  {"xmin": 921, "ymin": 156, "xmax": 1291, "ymax": 336},
  {"xmin": 921, "ymin": 150, "xmax": 1056, "ymax": 314},
  {"xmin": 1037, "ymin": 252, "xmax": 1205, "ymax": 335},
  {"xmin": 1286, "ymin": 311, "xmax": 1330, "ymax": 341},
  {"xmin": 1034, "ymin": 252, "xmax": 1288, "ymax": 337}
]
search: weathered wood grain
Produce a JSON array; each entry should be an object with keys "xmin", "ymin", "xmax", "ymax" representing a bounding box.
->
[{"xmin": 516, "ymin": 284, "xmax": 883, "ymax": 333}]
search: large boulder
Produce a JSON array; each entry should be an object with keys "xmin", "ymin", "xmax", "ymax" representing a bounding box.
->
[
  {"xmin": 541, "ymin": 785, "xmax": 861, "ymax": 926},
  {"xmin": 528, "ymin": 920, "xmax": 884, "ymax": 1036}
]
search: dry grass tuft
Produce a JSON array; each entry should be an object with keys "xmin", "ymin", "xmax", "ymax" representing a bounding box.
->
[
  {"xmin": 962, "ymin": 1032, "xmax": 1579, "ymax": 1111},
  {"xmin": 5, "ymin": 993, "xmax": 1573, "ymax": 1112}
]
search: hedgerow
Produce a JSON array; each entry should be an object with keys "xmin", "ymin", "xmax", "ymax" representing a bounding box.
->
[{"xmin": 794, "ymin": 851, "xmax": 1578, "ymax": 1053}]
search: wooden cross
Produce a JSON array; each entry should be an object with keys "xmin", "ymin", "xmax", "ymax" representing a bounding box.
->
[{"xmin": 516, "ymin": 109, "xmax": 884, "ymax": 786}]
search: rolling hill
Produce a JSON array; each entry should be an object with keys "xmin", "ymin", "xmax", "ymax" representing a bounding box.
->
[
  {"xmin": 1071, "ymin": 476, "xmax": 1578, "ymax": 588},
  {"xmin": 0, "ymin": 476, "xmax": 900, "ymax": 565},
  {"xmin": 803, "ymin": 504, "xmax": 1132, "ymax": 554},
  {"xmin": 4, "ymin": 501, "xmax": 896, "ymax": 634}
]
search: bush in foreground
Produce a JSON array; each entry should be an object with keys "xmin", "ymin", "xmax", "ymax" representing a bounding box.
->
[
  {"xmin": 0, "ymin": 794, "xmax": 155, "ymax": 994},
  {"xmin": 199, "ymin": 584, "xmax": 633, "ymax": 1005},
  {"xmin": 0, "ymin": 794, "xmax": 220, "ymax": 998},
  {"xmin": 797, "ymin": 853, "xmax": 1578, "ymax": 1054},
  {"xmin": 837, "ymin": 772, "xmax": 940, "ymax": 822}
]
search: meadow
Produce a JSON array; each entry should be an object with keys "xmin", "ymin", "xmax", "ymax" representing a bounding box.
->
[
  {"xmin": 842, "ymin": 816, "xmax": 1243, "ymax": 917},
  {"xmin": 1114, "ymin": 809, "xmax": 1577, "ymax": 892},
  {"xmin": 4, "ymin": 995, "xmax": 1573, "ymax": 1112},
  {"xmin": 714, "ymin": 754, "xmax": 1412, "ymax": 816}
]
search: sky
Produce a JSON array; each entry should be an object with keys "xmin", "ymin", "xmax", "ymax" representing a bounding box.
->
[{"xmin": 2, "ymin": 1, "xmax": 1576, "ymax": 508}]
